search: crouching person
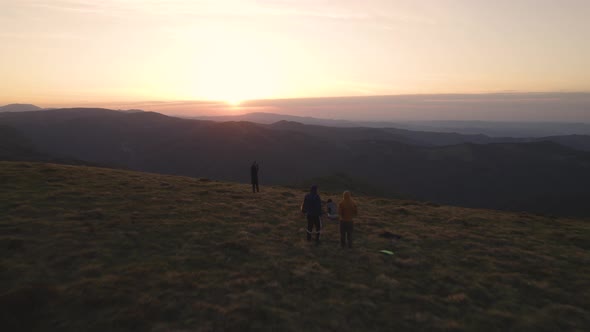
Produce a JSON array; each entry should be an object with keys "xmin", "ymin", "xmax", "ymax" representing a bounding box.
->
[{"xmin": 326, "ymin": 199, "xmax": 338, "ymax": 220}]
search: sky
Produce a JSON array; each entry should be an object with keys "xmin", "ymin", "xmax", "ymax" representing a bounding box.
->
[{"xmin": 1, "ymin": 0, "xmax": 589, "ymax": 120}]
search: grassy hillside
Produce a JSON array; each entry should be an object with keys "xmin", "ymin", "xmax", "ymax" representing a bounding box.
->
[{"xmin": 1, "ymin": 162, "xmax": 589, "ymax": 331}]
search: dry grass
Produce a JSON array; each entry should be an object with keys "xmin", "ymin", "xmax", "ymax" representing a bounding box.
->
[{"xmin": 1, "ymin": 161, "xmax": 589, "ymax": 331}]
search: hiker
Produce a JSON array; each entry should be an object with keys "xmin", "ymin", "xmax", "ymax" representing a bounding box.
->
[
  {"xmin": 250, "ymin": 161, "xmax": 259, "ymax": 193},
  {"xmin": 338, "ymin": 191, "xmax": 357, "ymax": 248},
  {"xmin": 301, "ymin": 185, "xmax": 322, "ymax": 244},
  {"xmin": 326, "ymin": 198, "xmax": 338, "ymax": 220}
]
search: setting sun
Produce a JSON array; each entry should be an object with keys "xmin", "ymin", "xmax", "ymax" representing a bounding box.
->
[
  {"xmin": 1, "ymin": 0, "xmax": 589, "ymax": 106},
  {"xmin": 225, "ymin": 99, "xmax": 243, "ymax": 107}
]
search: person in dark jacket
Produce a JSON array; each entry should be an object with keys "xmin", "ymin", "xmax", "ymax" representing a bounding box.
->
[
  {"xmin": 250, "ymin": 161, "xmax": 259, "ymax": 193},
  {"xmin": 301, "ymin": 185, "xmax": 322, "ymax": 244}
]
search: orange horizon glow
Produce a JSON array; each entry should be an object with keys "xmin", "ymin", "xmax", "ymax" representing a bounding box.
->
[
  {"xmin": 4, "ymin": 91, "xmax": 589, "ymax": 123},
  {"xmin": 1, "ymin": 1, "xmax": 589, "ymax": 107}
]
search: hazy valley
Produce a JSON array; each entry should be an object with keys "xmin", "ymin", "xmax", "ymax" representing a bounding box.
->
[{"xmin": 2, "ymin": 107, "xmax": 590, "ymax": 216}]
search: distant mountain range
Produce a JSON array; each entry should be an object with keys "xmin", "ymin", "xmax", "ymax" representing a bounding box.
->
[
  {"xmin": 4, "ymin": 103, "xmax": 590, "ymax": 137},
  {"xmin": 191, "ymin": 112, "xmax": 590, "ymax": 138},
  {"xmin": 394, "ymin": 120, "xmax": 590, "ymax": 138},
  {"xmin": 2, "ymin": 107, "xmax": 590, "ymax": 216},
  {"xmin": 0, "ymin": 104, "xmax": 43, "ymax": 112},
  {"xmin": 194, "ymin": 113, "xmax": 590, "ymax": 151}
]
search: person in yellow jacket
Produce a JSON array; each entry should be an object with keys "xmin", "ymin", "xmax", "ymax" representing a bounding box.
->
[{"xmin": 338, "ymin": 191, "xmax": 357, "ymax": 248}]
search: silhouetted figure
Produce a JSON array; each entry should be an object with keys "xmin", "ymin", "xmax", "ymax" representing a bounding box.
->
[
  {"xmin": 338, "ymin": 191, "xmax": 357, "ymax": 248},
  {"xmin": 301, "ymin": 185, "xmax": 322, "ymax": 244},
  {"xmin": 250, "ymin": 161, "xmax": 259, "ymax": 193}
]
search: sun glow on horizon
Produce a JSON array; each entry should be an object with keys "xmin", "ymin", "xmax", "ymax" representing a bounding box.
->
[
  {"xmin": 225, "ymin": 98, "xmax": 243, "ymax": 107},
  {"xmin": 184, "ymin": 26, "xmax": 293, "ymax": 104},
  {"xmin": 1, "ymin": 1, "xmax": 589, "ymax": 106}
]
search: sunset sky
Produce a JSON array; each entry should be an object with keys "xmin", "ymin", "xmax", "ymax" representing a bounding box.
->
[{"xmin": 1, "ymin": 0, "xmax": 589, "ymax": 116}]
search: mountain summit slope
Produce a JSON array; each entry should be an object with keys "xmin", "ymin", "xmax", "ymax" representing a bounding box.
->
[{"xmin": 1, "ymin": 162, "xmax": 589, "ymax": 331}]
